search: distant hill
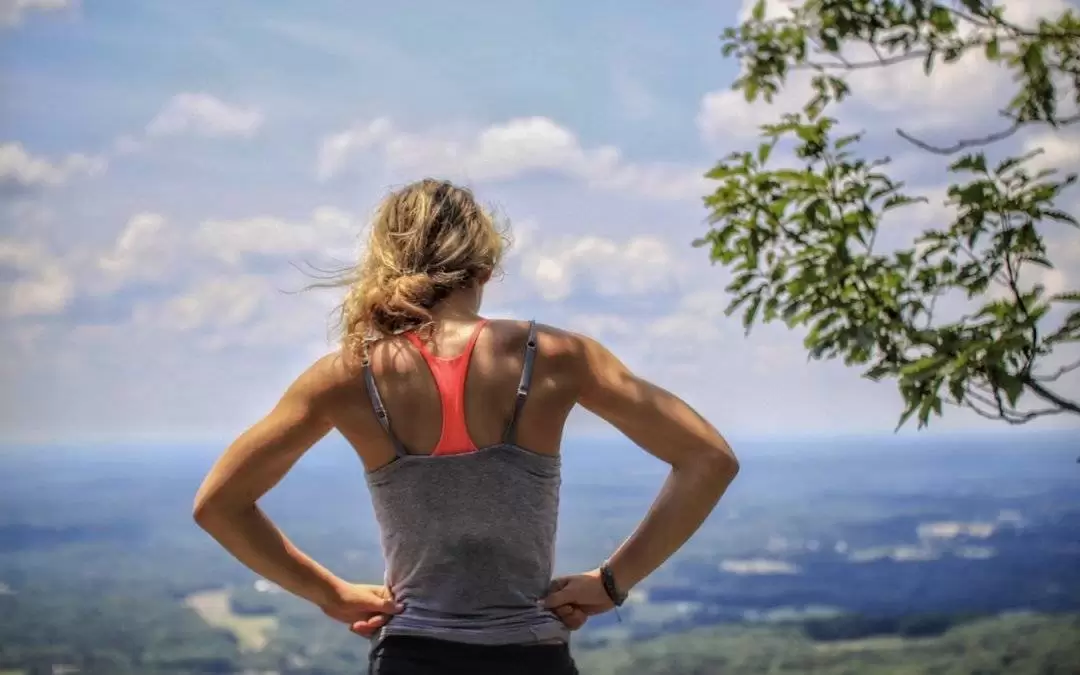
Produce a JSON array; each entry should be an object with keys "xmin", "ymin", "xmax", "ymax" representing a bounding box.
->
[{"xmin": 575, "ymin": 612, "xmax": 1080, "ymax": 675}]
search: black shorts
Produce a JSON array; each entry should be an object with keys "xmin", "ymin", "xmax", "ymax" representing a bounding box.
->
[{"xmin": 369, "ymin": 635, "xmax": 579, "ymax": 675}]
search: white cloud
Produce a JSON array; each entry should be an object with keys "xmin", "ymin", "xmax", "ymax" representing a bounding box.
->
[
  {"xmin": 146, "ymin": 93, "xmax": 264, "ymax": 139},
  {"xmin": 96, "ymin": 212, "xmax": 176, "ymax": 288},
  {"xmin": 88, "ymin": 208, "xmax": 362, "ymax": 299},
  {"xmin": 140, "ymin": 275, "xmax": 267, "ymax": 335},
  {"xmin": 0, "ymin": 0, "xmax": 72, "ymax": 27},
  {"xmin": 127, "ymin": 269, "xmax": 341, "ymax": 355},
  {"xmin": 0, "ymin": 239, "xmax": 74, "ymax": 317},
  {"xmin": 845, "ymin": 50, "xmax": 1008, "ymax": 132},
  {"xmin": 1023, "ymin": 128, "xmax": 1080, "ymax": 174},
  {"xmin": 721, "ymin": 558, "xmax": 800, "ymax": 575},
  {"xmin": 698, "ymin": 75, "xmax": 817, "ymax": 143},
  {"xmin": 0, "ymin": 142, "xmax": 105, "ymax": 190},
  {"xmin": 196, "ymin": 207, "xmax": 359, "ymax": 265},
  {"xmin": 738, "ymin": 0, "xmax": 801, "ymax": 22},
  {"xmin": 1001, "ymin": 0, "xmax": 1073, "ymax": 25},
  {"xmin": 316, "ymin": 118, "xmax": 395, "ymax": 181},
  {"xmin": 520, "ymin": 234, "xmax": 677, "ymax": 301},
  {"xmin": 317, "ymin": 116, "xmax": 707, "ymax": 201}
]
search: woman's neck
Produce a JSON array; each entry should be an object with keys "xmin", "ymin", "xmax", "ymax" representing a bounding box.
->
[{"xmin": 430, "ymin": 286, "xmax": 484, "ymax": 322}]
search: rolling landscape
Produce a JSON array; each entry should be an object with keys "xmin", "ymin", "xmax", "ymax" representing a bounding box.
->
[{"xmin": 1, "ymin": 431, "xmax": 1078, "ymax": 674}]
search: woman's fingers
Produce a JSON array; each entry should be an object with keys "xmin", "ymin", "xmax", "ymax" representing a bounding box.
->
[
  {"xmin": 350, "ymin": 613, "xmax": 389, "ymax": 638},
  {"xmin": 552, "ymin": 603, "xmax": 589, "ymax": 630}
]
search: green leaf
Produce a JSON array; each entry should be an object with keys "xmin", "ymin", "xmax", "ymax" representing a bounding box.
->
[
  {"xmin": 757, "ymin": 141, "xmax": 774, "ymax": 165},
  {"xmin": 1042, "ymin": 209, "xmax": 1079, "ymax": 227},
  {"xmin": 743, "ymin": 294, "xmax": 763, "ymax": 334},
  {"xmin": 1000, "ymin": 375, "xmax": 1024, "ymax": 408},
  {"xmin": 752, "ymin": 0, "xmax": 765, "ymax": 21},
  {"xmin": 923, "ymin": 48, "xmax": 936, "ymax": 75},
  {"xmin": 950, "ymin": 154, "xmax": 988, "ymax": 174},
  {"xmin": 929, "ymin": 6, "xmax": 955, "ymax": 32},
  {"xmin": 900, "ymin": 356, "xmax": 945, "ymax": 380},
  {"xmin": 895, "ymin": 401, "xmax": 919, "ymax": 431}
]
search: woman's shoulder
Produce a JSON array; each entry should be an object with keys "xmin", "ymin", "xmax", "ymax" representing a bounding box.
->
[
  {"xmin": 484, "ymin": 318, "xmax": 586, "ymax": 354},
  {"xmin": 292, "ymin": 349, "xmax": 361, "ymax": 397}
]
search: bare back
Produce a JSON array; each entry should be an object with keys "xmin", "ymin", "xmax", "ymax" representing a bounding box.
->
[{"xmin": 322, "ymin": 319, "xmax": 584, "ymax": 473}]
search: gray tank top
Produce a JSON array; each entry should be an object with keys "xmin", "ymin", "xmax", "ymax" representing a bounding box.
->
[{"xmin": 362, "ymin": 321, "xmax": 569, "ymax": 646}]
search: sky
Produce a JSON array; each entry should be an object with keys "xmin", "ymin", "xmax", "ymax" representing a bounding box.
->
[{"xmin": 1, "ymin": 0, "xmax": 1078, "ymax": 444}]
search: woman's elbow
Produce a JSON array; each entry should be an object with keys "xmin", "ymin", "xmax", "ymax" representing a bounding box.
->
[
  {"xmin": 192, "ymin": 496, "xmax": 215, "ymax": 528},
  {"xmin": 192, "ymin": 492, "xmax": 231, "ymax": 530},
  {"xmin": 701, "ymin": 441, "xmax": 740, "ymax": 483}
]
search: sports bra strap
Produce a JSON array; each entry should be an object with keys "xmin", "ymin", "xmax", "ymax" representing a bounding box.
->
[
  {"xmin": 503, "ymin": 320, "xmax": 538, "ymax": 445},
  {"xmin": 363, "ymin": 361, "xmax": 407, "ymax": 457}
]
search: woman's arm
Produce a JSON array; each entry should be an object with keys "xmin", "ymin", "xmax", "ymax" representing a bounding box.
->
[
  {"xmin": 544, "ymin": 333, "xmax": 739, "ymax": 621},
  {"xmin": 192, "ymin": 357, "xmax": 399, "ymax": 632}
]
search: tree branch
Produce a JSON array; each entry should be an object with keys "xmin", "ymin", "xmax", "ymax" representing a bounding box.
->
[
  {"xmin": 1002, "ymin": 243, "xmax": 1038, "ymax": 376},
  {"xmin": 1034, "ymin": 358, "xmax": 1080, "ymax": 382},
  {"xmin": 1024, "ymin": 378, "xmax": 1080, "ymax": 415},
  {"xmin": 945, "ymin": 1, "xmax": 1080, "ymax": 40},
  {"xmin": 792, "ymin": 50, "xmax": 929, "ymax": 72},
  {"xmin": 896, "ymin": 113, "xmax": 1080, "ymax": 155},
  {"xmin": 959, "ymin": 384, "xmax": 1066, "ymax": 424}
]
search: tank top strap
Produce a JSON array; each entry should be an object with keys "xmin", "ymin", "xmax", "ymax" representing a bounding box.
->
[
  {"xmin": 502, "ymin": 320, "xmax": 538, "ymax": 445},
  {"xmin": 362, "ymin": 360, "xmax": 407, "ymax": 458},
  {"xmin": 404, "ymin": 320, "xmax": 488, "ymax": 455}
]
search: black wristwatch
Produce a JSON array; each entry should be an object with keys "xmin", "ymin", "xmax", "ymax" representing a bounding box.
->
[{"xmin": 599, "ymin": 561, "xmax": 628, "ymax": 607}]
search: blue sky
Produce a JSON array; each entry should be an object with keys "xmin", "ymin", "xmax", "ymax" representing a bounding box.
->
[{"xmin": 2, "ymin": 0, "xmax": 1078, "ymax": 443}]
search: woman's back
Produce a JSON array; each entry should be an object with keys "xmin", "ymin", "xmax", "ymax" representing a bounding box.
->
[{"xmin": 316, "ymin": 318, "xmax": 584, "ymax": 644}]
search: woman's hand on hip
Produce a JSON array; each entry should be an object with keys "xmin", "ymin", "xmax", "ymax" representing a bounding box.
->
[
  {"xmin": 543, "ymin": 570, "xmax": 614, "ymax": 630},
  {"xmin": 320, "ymin": 582, "xmax": 404, "ymax": 638}
]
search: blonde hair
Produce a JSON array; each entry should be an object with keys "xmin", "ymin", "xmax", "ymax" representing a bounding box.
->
[{"xmin": 331, "ymin": 179, "xmax": 506, "ymax": 354}]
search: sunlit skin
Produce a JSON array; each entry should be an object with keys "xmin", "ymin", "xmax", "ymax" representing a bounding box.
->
[{"xmin": 193, "ymin": 277, "xmax": 739, "ymax": 638}]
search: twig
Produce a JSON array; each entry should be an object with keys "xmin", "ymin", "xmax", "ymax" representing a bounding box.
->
[
  {"xmin": 897, "ymin": 113, "xmax": 1080, "ymax": 155},
  {"xmin": 808, "ymin": 35, "xmax": 853, "ymax": 68},
  {"xmin": 945, "ymin": 2, "xmax": 1080, "ymax": 40},
  {"xmin": 959, "ymin": 384, "xmax": 1063, "ymax": 424},
  {"xmin": 1025, "ymin": 377, "xmax": 1080, "ymax": 414},
  {"xmin": 1002, "ymin": 244, "xmax": 1038, "ymax": 376},
  {"xmin": 792, "ymin": 50, "xmax": 929, "ymax": 71},
  {"xmin": 1034, "ymin": 358, "xmax": 1080, "ymax": 382},
  {"xmin": 869, "ymin": 42, "xmax": 888, "ymax": 65}
]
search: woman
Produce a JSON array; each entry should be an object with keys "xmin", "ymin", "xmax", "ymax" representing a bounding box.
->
[{"xmin": 193, "ymin": 179, "xmax": 739, "ymax": 674}]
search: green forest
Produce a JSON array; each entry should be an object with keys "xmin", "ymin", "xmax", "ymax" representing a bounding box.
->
[{"xmin": 580, "ymin": 612, "xmax": 1080, "ymax": 675}]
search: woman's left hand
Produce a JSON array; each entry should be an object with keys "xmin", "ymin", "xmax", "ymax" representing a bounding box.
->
[
  {"xmin": 543, "ymin": 573, "xmax": 611, "ymax": 630},
  {"xmin": 320, "ymin": 582, "xmax": 404, "ymax": 637}
]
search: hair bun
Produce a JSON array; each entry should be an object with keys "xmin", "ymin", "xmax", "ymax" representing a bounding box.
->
[
  {"xmin": 389, "ymin": 272, "xmax": 436, "ymax": 304},
  {"xmin": 334, "ymin": 179, "xmax": 507, "ymax": 346}
]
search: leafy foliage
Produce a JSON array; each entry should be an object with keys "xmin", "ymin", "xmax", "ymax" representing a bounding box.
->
[{"xmin": 698, "ymin": 0, "xmax": 1080, "ymax": 429}]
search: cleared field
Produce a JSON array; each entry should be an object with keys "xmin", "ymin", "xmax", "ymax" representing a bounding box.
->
[
  {"xmin": 813, "ymin": 636, "xmax": 914, "ymax": 652},
  {"xmin": 183, "ymin": 588, "xmax": 277, "ymax": 652}
]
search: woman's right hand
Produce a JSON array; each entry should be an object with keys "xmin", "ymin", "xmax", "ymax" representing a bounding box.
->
[
  {"xmin": 543, "ymin": 570, "xmax": 615, "ymax": 630},
  {"xmin": 320, "ymin": 582, "xmax": 405, "ymax": 637}
]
